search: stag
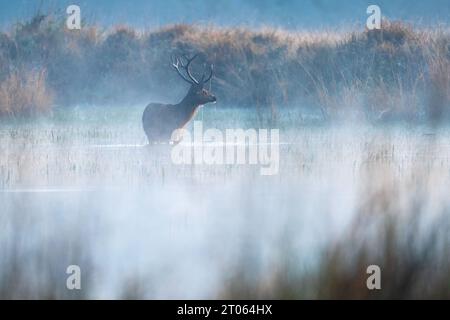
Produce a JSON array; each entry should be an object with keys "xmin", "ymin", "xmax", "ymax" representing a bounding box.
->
[{"xmin": 142, "ymin": 54, "xmax": 216, "ymax": 144}]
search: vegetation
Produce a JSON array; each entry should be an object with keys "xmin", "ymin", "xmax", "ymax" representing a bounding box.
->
[
  {"xmin": 0, "ymin": 68, "xmax": 53, "ymax": 117},
  {"xmin": 2, "ymin": 110, "xmax": 450, "ymax": 298},
  {"xmin": 0, "ymin": 14, "xmax": 449, "ymax": 122},
  {"xmin": 1, "ymin": 13, "xmax": 450, "ymax": 299},
  {"xmin": 220, "ymin": 175, "xmax": 450, "ymax": 299}
]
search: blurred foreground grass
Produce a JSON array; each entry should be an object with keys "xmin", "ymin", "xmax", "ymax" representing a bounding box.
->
[{"xmin": 1, "ymin": 107, "xmax": 450, "ymax": 299}]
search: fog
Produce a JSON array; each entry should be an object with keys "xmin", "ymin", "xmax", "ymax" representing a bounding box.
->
[
  {"xmin": 1, "ymin": 0, "xmax": 450, "ymax": 299},
  {"xmin": 2, "ymin": 106, "xmax": 450, "ymax": 298}
]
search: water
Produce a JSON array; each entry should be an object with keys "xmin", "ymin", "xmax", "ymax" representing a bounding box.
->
[{"xmin": 1, "ymin": 105, "xmax": 450, "ymax": 298}]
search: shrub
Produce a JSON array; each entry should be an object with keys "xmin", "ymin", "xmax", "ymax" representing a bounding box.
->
[
  {"xmin": 0, "ymin": 69, "xmax": 54, "ymax": 117},
  {"xmin": 0, "ymin": 14, "xmax": 449, "ymax": 123}
]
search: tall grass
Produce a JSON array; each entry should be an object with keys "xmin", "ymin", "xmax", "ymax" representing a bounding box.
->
[
  {"xmin": 2, "ymin": 163, "xmax": 450, "ymax": 299},
  {"xmin": 219, "ymin": 171, "xmax": 450, "ymax": 299},
  {"xmin": 2, "ymin": 109, "xmax": 450, "ymax": 298},
  {"xmin": 0, "ymin": 195, "xmax": 95, "ymax": 299},
  {"xmin": 0, "ymin": 69, "xmax": 53, "ymax": 117},
  {"xmin": 0, "ymin": 15, "xmax": 449, "ymax": 121}
]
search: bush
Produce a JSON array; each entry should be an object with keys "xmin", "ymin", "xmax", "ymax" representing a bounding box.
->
[
  {"xmin": 0, "ymin": 14, "xmax": 449, "ymax": 122},
  {"xmin": 0, "ymin": 69, "xmax": 54, "ymax": 117}
]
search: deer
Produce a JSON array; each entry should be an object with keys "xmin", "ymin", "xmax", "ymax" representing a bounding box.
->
[{"xmin": 142, "ymin": 54, "xmax": 216, "ymax": 144}]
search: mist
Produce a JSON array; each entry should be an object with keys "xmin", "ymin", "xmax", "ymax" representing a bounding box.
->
[{"xmin": 1, "ymin": 0, "xmax": 450, "ymax": 300}]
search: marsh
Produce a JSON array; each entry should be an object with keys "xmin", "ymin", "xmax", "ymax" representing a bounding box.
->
[
  {"xmin": 1, "ymin": 105, "xmax": 450, "ymax": 299},
  {"xmin": 1, "ymin": 0, "xmax": 450, "ymax": 299}
]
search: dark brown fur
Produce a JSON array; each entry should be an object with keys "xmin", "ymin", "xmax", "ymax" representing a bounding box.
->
[{"xmin": 142, "ymin": 83, "xmax": 216, "ymax": 143}]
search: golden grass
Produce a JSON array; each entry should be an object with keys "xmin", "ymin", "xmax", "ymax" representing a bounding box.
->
[
  {"xmin": 0, "ymin": 69, "xmax": 53, "ymax": 117},
  {"xmin": 0, "ymin": 15, "xmax": 448, "ymax": 121}
]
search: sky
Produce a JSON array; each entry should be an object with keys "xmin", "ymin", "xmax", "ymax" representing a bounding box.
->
[{"xmin": 0, "ymin": 0, "xmax": 449, "ymax": 30}]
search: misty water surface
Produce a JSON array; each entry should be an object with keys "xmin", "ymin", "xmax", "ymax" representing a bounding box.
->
[{"xmin": 1, "ymin": 105, "xmax": 450, "ymax": 298}]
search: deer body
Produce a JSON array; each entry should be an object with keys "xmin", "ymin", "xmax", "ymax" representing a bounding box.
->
[
  {"xmin": 142, "ymin": 54, "xmax": 216, "ymax": 143},
  {"xmin": 142, "ymin": 100, "xmax": 202, "ymax": 143}
]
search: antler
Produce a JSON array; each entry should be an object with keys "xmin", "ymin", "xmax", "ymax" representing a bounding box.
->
[
  {"xmin": 171, "ymin": 54, "xmax": 198, "ymax": 84},
  {"xmin": 201, "ymin": 64, "xmax": 214, "ymax": 83},
  {"xmin": 171, "ymin": 53, "xmax": 214, "ymax": 85},
  {"xmin": 180, "ymin": 54, "xmax": 200, "ymax": 84}
]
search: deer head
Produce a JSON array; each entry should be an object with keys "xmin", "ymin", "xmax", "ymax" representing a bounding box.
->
[{"xmin": 171, "ymin": 54, "xmax": 216, "ymax": 106}]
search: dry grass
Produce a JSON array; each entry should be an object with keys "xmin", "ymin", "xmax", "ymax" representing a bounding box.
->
[
  {"xmin": 0, "ymin": 69, "xmax": 53, "ymax": 117},
  {"xmin": 0, "ymin": 15, "xmax": 448, "ymax": 121},
  {"xmin": 1, "ymin": 109, "xmax": 450, "ymax": 298},
  {"xmin": 0, "ymin": 196, "xmax": 95, "ymax": 299},
  {"xmin": 1, "ymin": 15, "xmax": 450, "ymax": 299},
  {"xmin": 219, "ymin": 170, "xmax": 450, "ymax": 299},
  {"xmin": 427, "ymin": 49, "xmax": 450, "ymax": 123}
]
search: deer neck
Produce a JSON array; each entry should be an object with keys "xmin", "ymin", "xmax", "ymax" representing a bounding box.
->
[{"xmin": 177, "ymin": 95, "xmax": 201, "ymax": 126}]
